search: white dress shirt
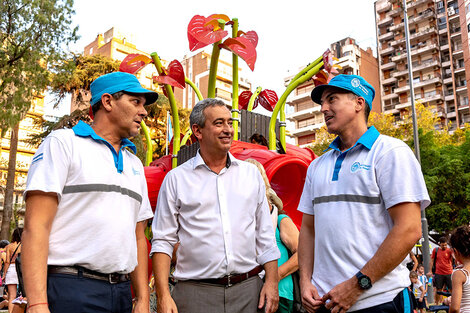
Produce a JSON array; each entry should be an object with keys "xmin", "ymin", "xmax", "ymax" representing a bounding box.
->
[{"xmin": 151, "ymin": 151, "xmax": 280, "ymax": 280}]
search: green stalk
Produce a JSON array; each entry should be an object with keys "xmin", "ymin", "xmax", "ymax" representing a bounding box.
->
[
  {"xmin": 185, "ymin": 77, "xmax": 203, "ymax": 101},
  {"xmin": 231, "ymin": 18, "xmax": 239, "ymax": 140},
  {"xmin": 151, "ymin": 52, "xmax": 180, "ymax": 168},
  {"xmin": 268, "ymin": 61, "xmax": 324, "ymax": 151},
  {"xmin": 207, "ymin": 20, "xmax": 226, "ymax": 98},
  {"xmin": 248, "ymin": 87, "xmax": 262, "ymax": 111},
  {"xmin": 181, "ymin": 128, "xmax": 192, "ymax": 146},
  {"xmin": 141, "ymin": 121, "xmax": 153, "ymax": 166},
  {"xmin": 287, "ymin": 55, "xmax": 323, "ymax": 88}
]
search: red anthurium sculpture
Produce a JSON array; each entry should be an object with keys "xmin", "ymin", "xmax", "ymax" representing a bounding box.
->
[
  {"xmin": 153, "ymin": 60, "xmax": 185, "ymax": 89},
  {"xmin": 187, "ymin": 15, "xmax": 230, "ymax": 52},
  {"xmin": 237, "ymin": 30, "xmax": 258, "ymax": 48},
  {"xmin": 257, "ymin": 89, "xmax": 278, "ymax": 112},
  {"xmin": 238, "ymin": 89, "xmax": 278, "ymax": 111},
  {"xmin": 119, "ymin": 54, "xmax": 153, "ymax": 74},
  {"xmin": 238, "ymin": 90, "xmax": 256, "ymax": 110},
  {"xmin": 220, "ymin": 32, "xmax": 257, "ymax": 71}
]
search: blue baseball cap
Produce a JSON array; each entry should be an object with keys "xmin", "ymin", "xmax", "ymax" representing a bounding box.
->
[
  {"xmin": 310, "ymin": 74, "xmax": 375, "ymax": 109},
  {"xmin": 90, "ymin": 72, "xmax": 158, "ymax": 106}
]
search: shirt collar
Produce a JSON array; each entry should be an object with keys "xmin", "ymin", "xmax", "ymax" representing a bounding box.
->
[
  {"xmin": 326, "ymin": 126, "xmax": 380, "ymax": 153},
  {"xmin": 193, "ymin": 150, "xmax": 239, "ymax": 170},
  {"xmin": 72, "ymin": 121, "xmax": 137, "ymax": 153}
]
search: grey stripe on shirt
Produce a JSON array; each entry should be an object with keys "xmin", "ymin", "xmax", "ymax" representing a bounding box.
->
[
  {"xmin": 313, "ymin": 194, "xmax": 381, "ymax": 205},
  {"xmin": 63, "ymin": 184, "xmax": 142, "ymax": 204}
]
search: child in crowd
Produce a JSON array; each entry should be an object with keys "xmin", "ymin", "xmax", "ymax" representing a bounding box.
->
[
  {"xmin": 418, "ymin": 264, "xmax": 429, "ymax": 308},
  {"xmin": 449, "ymin": 225, "xmax": 470, "ymax": 313},
  {"xmin": 410, "ymin": 271, "xmax": 426, "ymax": 313}
]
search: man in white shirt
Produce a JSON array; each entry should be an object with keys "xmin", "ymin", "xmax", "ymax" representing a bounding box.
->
[
  {"xmin": 151, "ymin": 98, "xmax": 280, "ymax": 313},
  {"xmin": 297, "ymin": 75, "xmax": 430, "ymax": 313},
  {"xmin": 22, "ymin": 72, "xmax": 156, "ymax": 313}
]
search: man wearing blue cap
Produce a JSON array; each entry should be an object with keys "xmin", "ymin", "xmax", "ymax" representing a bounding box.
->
[
  {"xmin": 22, "ymin": 72, "xmax": 158, "ymax": 313},
  {"xmin": 297, "ymin": 74, "xmax": 430, "ymax": 313}
]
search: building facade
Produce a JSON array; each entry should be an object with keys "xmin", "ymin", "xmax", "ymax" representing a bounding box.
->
[
  {"xmin": 375, "ymin": 0, "xmax": 470, "ymax": 128},
  {"xmin": 286, "ymin": 38, "xmax": 381, "ymax": 147},
  {"xmin": 174, "ymin": 51, "xmax": 252, "ymax": 109}
]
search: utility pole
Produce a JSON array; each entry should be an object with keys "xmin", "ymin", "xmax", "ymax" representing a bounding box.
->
[{"xmin": 403, "ymin": 0, "xmax": 433, "ymax": 303}]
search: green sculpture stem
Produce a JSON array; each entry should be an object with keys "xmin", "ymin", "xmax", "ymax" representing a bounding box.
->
[
  {"xmin": 151, "ymin": 52, "xmax": 180, "ymax": 168},
  {"xmin": 181, "ymin": 128, "xmax": 192, "ymax": 146},
  {"xmin": 287, "ymin": 55, "xmax": 323, "ymax": 88},
  {"xmin": 247, "ymin": 87, "xmax": 262, "ymax": 111},
  {"xmin": 231, "ymin": 18, "xmax": 239, "ymax": 140},
  {"xmin": 141, "ymin": 121, "xmax": 153, "ymax": 166},
  {"xmin": 268, "ymin": 61, "xmax": 324, "ymax": 151},
  {"xmin": 207, "ymin": 20, "xmax": 226, "ymax": 98},
  {"xmin": 185, "ymin": 77, "xmax": 203, "ymax": 101}
]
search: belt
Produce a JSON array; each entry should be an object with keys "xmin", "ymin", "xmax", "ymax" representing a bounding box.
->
[
  {"xmin": 190, "ymin": 265, "xmax": 263, "ymax": 287},
  {"xmin": 48, "ymin": 266, "xmax": 130, "ymax": 284}
]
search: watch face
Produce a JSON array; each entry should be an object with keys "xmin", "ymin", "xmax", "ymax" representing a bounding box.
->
[{"xmin": 359, "ymin": 277, "xmax": 372, "ymax": 289}]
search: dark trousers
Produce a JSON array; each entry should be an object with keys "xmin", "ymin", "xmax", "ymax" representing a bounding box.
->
[
  {"xmin": 47, "ymin": 273, "xmax": 132, "ymax": 313},
  {"xmin": 352, "ymin": 288, "xmax": 415, "ymax": 313}
]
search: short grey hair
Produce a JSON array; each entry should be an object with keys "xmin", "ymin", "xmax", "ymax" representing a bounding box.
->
[{"xmin": 189, "ymin": 98, "xmax": 227, "ymax": 128}]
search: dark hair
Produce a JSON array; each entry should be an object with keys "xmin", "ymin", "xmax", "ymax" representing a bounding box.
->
[
  {"xmin": 409, "ymin": 271, "xmax": 418, "ymax": 278},
  {"xmin": 190, "ymin": 98, "xmax": 227, "ymax": 128},
  {"xmin": 347, "ymin": 93, "xmax": 370, "ymax": 121},
  {"xmin": 249, "ymin": 133, "xmax": 268, "ymax": 147},
  {"xmin": 91, "ymin": 91, "xmax": 126, "ymax": 116},
  {"xmin": 449, "ymin": 225, "xmax": 470, "ymax": 257},
  {"xmin": 0, "ymin": 240, "xmax": 10, "ymax": 248},
  {"xmin": 11, "ymin": 228, "xmax": 23, "ymax": 243},
  {"xmin": 418, "ymin": 264, "xmax": 424, "ymax": 269},
  {"xmin": 439, "ymin": 236, "xmax": 447, "ymax": 244}
]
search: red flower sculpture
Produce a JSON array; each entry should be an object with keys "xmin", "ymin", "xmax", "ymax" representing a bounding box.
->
[
  {"xmin": 238, "ymin": 89, "xmax": 278, "ymax": 111},
  {"xmin": 153, "ymin": 60, "xmax": 185, "ymax": 89},
  {"xmin": 220, "ymin": 31, "xmax": 258, "ymax": 71},
  {"xmin": 187, "ymin": 14, "xmax": 230, "ymax": 52},
  {"xmin": 119, "ymin": 54, "xmax": 153, "ymax": 74}
]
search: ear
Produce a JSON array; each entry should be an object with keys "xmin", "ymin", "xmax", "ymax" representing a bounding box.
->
[
  {"xmin": 192, "ymin": 124, "xmax": 203, "ymax": 141},
  {"xmin": 355, "ymin": 97, "xmax": 366, "ymax": 113},
  {"xmin": 101, "ymin": 94, "xmax": 113, "ymax": 112}
]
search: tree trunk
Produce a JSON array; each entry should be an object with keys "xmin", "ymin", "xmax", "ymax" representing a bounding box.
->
[{"xmin": 1, "ymin": 123, "xmax": 20, "ymax": 240}]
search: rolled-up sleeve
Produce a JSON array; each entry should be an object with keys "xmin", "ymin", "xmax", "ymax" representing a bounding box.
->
[
  {"xmin": 150, "ymin": 171, "xmax": 179, "ymax": 258},
  {"xmin": 254, "ymin": 173, "xmax": 280, "ymax": 265}
]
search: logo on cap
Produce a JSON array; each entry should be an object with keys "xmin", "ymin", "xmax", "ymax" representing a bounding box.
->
[{"xmin": 351, "ymin": 78, "xmax": 361, "ymax": 88}]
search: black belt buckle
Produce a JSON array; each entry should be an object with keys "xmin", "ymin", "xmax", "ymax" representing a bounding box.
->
[
  {"xmin": 108, "ymin": 273, "xmax": 120, "ymax": 284},
  {"xmin": 226, "ymin": 274, "xmax": 232, "ymax": 288}
]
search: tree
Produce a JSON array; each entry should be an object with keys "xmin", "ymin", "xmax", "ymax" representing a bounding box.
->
[{"xmin": 0, "ymin": 0, "xmax": 78, "ymax": 239}]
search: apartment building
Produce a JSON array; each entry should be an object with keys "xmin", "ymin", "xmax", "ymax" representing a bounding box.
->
[
  {"xmin": 375, "ymin": 0, "xmax": 470, "ymax": 128},
  {"xmin": 286, "ymin": 38, "xmax": 381, "ymax": 147},
  {"xmin": 174, "ymin": 51, "xmax": 252, "ymax": 109},
  {"xmin": 78, "ymin": 27, "xmax": 163, "ymax": 112},
  {"xmin": 0, "ymin": 95, "xmax": 45, "ymax": 216}
]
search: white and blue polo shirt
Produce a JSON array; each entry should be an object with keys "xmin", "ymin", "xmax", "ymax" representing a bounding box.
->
[
  {"xmin": 25, "ymin": 121, "xmax": 153, "ymax": 274},
  {"xmin": 298, "ymin": 126, "xmax": 430, "ymax": 311}
]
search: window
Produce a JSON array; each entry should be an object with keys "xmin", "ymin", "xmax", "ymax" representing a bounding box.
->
[
  {"xmin": 413, "ymin": 77, "xmax": 420, "ymax": 83},
  {"xmin": 343, "ymin": 51, "xmax": 351, "ymax": 57}
]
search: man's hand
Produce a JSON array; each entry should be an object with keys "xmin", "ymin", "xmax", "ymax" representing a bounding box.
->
[
  {"xmin": 322, "ymin": 277, "xmax": 363, "ymax": 313},
  {"xmin": 300, "ymin": 279, "xmax": 324, "ymax": 313},
  {"xmin": 157, "ymin": 294, "xmax": 178, "ymax": 313},
  {"xmin": 258, "ymin": 280, "xmax": 279, "ymax": 313},
  {"xmin": 133, "ymin": 297, "xmax": 150, "ymax": 313}
]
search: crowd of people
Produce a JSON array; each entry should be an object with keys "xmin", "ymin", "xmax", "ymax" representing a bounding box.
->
[{"xmin": 2, "ymin": 70, "xmax": 465, "ymax": 313}]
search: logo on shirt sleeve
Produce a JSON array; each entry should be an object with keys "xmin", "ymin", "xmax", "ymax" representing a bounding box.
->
[
  {"xmin": 132, "ymin": 168, "xmax": 140, "ymax": 176},
  {"xmin": 31, "ymin": 153, "xmax": 44, "ymax": 165},
  {"xmin": 351, "ymin": 162, "xmax": 371, "ymax": 173}
]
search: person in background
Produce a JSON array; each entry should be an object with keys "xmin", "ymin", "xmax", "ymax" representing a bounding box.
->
[
  {"xmin": 250, "ymin": 133, "xmax": 268, "ymax": 147},
  {"xmin": 429, "ymin": 236, "xmax": 454, "ymax": 304},
  {"xmin": 417, "ymin": 264, "xmax": 429, "ymax": 308},
  {"xmin": 3, "ymin": 228, "xmax": 22, "ymax": 313},
  {"xmin": 246, "ymin": 158, "xmax": 299, "ymax": 313},
  {"xmin": 448, "ymin": 225, "xmax": 470, "ymax": 313},
  {"xmin": 410, "ymin": 271, "xmax": 425, "ymax": 313}
]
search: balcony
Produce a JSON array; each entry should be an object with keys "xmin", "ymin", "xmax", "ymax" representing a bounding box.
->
[
  {"xmin": 443, "ymin": 75, "xmax": 453, "ymax": 84},
  {"xmin": 442, "ymin": 60, "xmax": 451, "ymax": 67},
  {"xmin": 456, "ymin": 83, "xmax": 467, "ymax": 93},
  {"xmin": 454, "ymin": 66, "xmax": 465, "ymax": 74},
  {"xmin": 380, "ymin": 46, "xmax": 395, "ymax": 55},
  {"xmin": 391, "ymin": 52, "xmax": 407, "ymax": 62},
  {"xmin": 392, "ymin": 69, "xmax": 408, "ymax": 78},
  {"xmin": 408, "ymin": 9, "xmax": 435, "ymax": 25},
  {"xmin": 394, "ymin": 75, "xmax": 442, "ymax": 93},
  {"xmin": 382, "ymin": 93, "xmax": 399, "ymax": 100},
  {"xmin": 383, "ymin": 77, "xmax": 397, "ymax": 85},
  {"xmin": 390, "ymin": 22, "xmax": 404, "ymax": 31},
  {"xmin": 413, "ymin": 59, "xmax": 439, "ymax": 72},
  {"xmin": 389, "ymin": 7, "xmax": 402, "ymax": 16},
  {"xmin": 408, "ymin": 0, "xmax": 434, "ymax": 9},
  {"xmin": 447, "ymin": 111, "xmax": 456, "ymax": 118},
  {"xmin": 379, "ymin": 31, "xmax": 394, "ymax": 41},
  {"xmin": 381, "ymin": 61, "xmax": 396, "ymax": 70},
  {"xmin": 287, "ymin": 105, "xmax": 321, "ymax": 121},
  {"xmin": 391, "ymin": 37, "xmax": 405, "ymax": 46},
  {"xmin": 453, "ymin": 48, "xmax": 464, "ymax": 57},
  {"xmin": 409, "ymin": 27, "xmax": 437, "ymax": 41},
  {"xmin": 377, "ymin": 16, "xmax": 393, "ymax": 27},
  {"xmin": 445, "ymin": 93, "xmax": 455, "ymax": 101},
  {"xmin": 376, "ymin": 1, "xmax": 392, "ymax": 13},
  {"xmin": 440, "ymin": 44, "xmax": 449, "ymax": 51},
  {"xmin": 291, "ymin": 122, "xmax": 325, "ymax": 136}
]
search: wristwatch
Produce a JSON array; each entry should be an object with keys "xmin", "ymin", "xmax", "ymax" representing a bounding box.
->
[{"xmin": 355, "ymin": 271, "xmax": 372, "ymax": 290}]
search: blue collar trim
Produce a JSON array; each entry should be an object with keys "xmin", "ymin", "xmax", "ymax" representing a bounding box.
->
[
  {"xmin": 326, "ymin": 126, "xmax": 380, "ymax": 153},
  {"xmin": 72, "ymin": 121, "xmax": 137, "ymax": 173}
]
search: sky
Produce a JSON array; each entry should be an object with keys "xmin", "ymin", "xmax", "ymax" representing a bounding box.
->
[{"xmin": 46, "ymin": 0, "xmax": 380, "ymax": 117}]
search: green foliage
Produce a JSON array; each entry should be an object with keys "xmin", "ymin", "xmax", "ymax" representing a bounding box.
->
[{"xmin": 0, "ymin": 0, "xmax": 78, "ymax": 132}]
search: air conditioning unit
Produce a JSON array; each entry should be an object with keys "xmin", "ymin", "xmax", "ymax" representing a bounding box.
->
[{"xmin": 448, "ymin": 7, "xmax": 455, "ymax": 16}]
